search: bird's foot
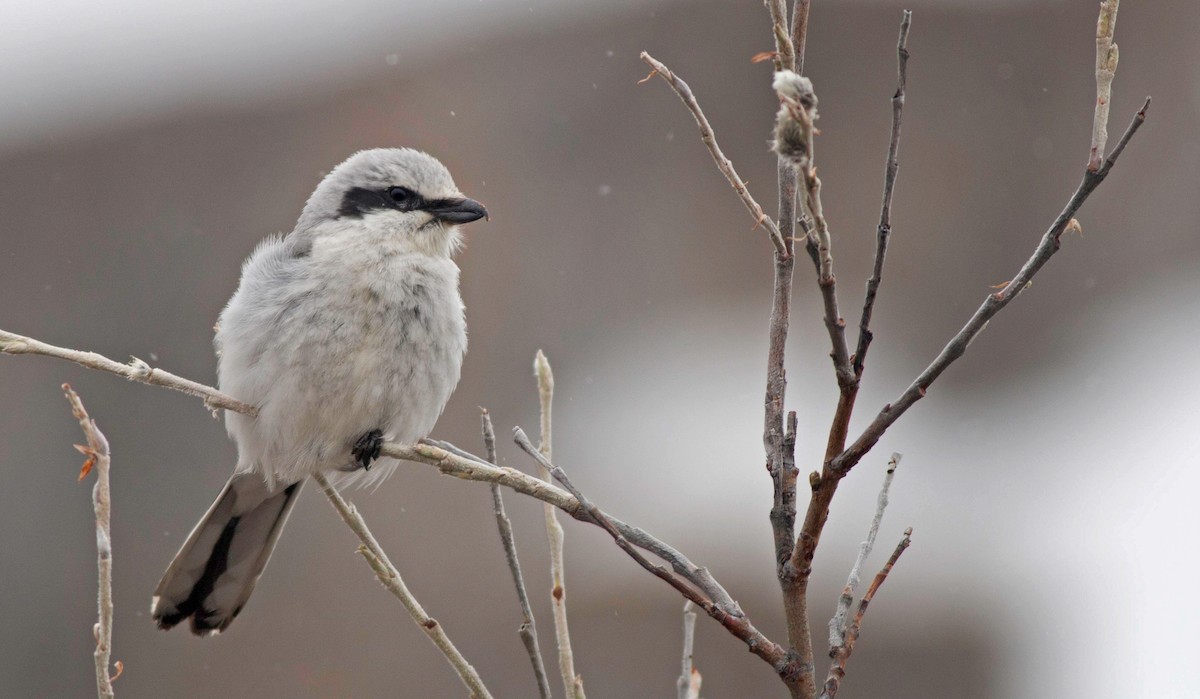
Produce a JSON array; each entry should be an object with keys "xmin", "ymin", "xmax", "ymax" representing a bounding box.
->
[{"xmin": 352, "ymin": 429, "xmax": 384, "ymax": 470}]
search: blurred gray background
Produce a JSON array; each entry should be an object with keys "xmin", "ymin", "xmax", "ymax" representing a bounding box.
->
[{"xmin": 1, "ymin": 0, "xmax": 1197, "ymax": 697}]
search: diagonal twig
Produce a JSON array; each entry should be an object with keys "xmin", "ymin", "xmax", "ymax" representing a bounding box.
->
[
  {"xmin": 2, "ymin": 329, "xmax": 255, "ymax": 415},
  {"xmin": 853, "ymin": 10, "xmax": 912, "ymax": 379},
  {"xmin": 313, "ymin": 473, "xmax": 493, "ymax": 699},
  {"xmin": 832, "ymin": 98, "xmax": 1151, "ymax": 476},
  {"xmin": 639, "ymin": 51, "xmax": 787, "ymax": 255},
  {"xmin": 766, "ymin": 0, "xmax": 795, "ymax": 72},
  {"xmin": 828, "ymin": 453, "xmax": 901, "ymax": 651},
  {"xmin": 792, "ymin": 0, "xmax": 811, "ymax": 75},
  {"xmin": 509, "ymin": 428, "xmax": 798, "ymax": 681},
  {"xmin": 481, "ymin": 409, "xmax": 551, "ymax": 699},
  {"xmin": 820, "ymin": 529, "xmax": 913, "ymax": 699},
  {"xmin": 64, "ymin": 385, "xmax": 121, "ymax": 699}
]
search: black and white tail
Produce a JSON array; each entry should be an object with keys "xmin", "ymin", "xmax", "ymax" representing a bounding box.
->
[{"xmin": 152, "ymin": 473, "xmax": 303, "ymax": 635}]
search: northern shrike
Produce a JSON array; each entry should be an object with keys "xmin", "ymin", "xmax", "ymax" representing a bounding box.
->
[{"xmin": 152, "ymin": 148, "xmax": 487, "ymax": 634}]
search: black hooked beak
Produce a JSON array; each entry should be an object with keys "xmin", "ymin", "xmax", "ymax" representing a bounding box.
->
[{"xmin": 424, "ymin": 197, "xmax": 489, "ymax": 224}]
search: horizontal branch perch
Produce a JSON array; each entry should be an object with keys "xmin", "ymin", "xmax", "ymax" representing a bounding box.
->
[
  {"xmin": 0, "ymin": 327, "xmax": 795, "ymax": 681},
  {"xmin": 1, "ymin": 329, "xmax": 256, "ymax": 415}
]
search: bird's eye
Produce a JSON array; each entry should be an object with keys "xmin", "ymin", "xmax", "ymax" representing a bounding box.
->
[{"xmin": 388, "ymin": 186, "xmax": 418, "ymax": 209}]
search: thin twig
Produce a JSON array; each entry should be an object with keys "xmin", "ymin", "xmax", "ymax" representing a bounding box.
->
[
  {"xmin": 639, "ymin": 51, "xmax": 787, "ymax": 255},
  {"xmin": 766, "ymin": 0, "xmax": 795, "ymax": 72},
  {"xmin": 512, "ymin": 428, "xmax": 797, "ymax": 680},
  {"xmin": 481, "ymin": 409, "xmax": 552, "ymax": 699},
  {"xmin": 1090, "ymin": 0, "xmax": 1120, "ymax": 171},
  {"xmin": 313, "ymin": 473, "xmax": 493, "ymax": 699},
  {"xmin": 832, "ymin": 98, "xmax": 1151, "ymax": 476},
  {"xmin": 676, "ymin": 601, "xmax": 701, "ymax": 699},
  {"xmin": 792, "ymin": 0, "xmax": 811, "ymax": 75},
  {"xmin": 820, "ymin": 529, "xmax": 913, "ymax": 699},
  {"xmin": 64, "ymin": 385, "xmax": 118, "ymax": 699},
  {"xmin": 533, "ymin": 351, "xmax": 584, "ymax": 699},
  {"xmin": 828, "ymin": 453, "xmax": 901, "ymax": 651},
  {"xmin": 416, "ymin": 438, "xmax": 740, "ymax": 614},
  {"xmin": 2, "ymin": 329, "xmax": 256, "ymax": 415},
  {"xmin": 853, "ymin": 10, "xmax": 912, "ymax": 378}
]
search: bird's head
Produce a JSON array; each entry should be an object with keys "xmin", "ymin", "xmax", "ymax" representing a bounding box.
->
[{"xmin": 294, "ymin": 148, "xmax": 488, "ymax": 257}]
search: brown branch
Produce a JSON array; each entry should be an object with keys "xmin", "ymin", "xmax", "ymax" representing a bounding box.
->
[
  {"xmin": 853, "ymin": 10, "xmax": 912, "ymax": 379},
  {"xmin": 793, "ymin": 0, "xmax": 811, "ymax": 75},
  {"xmin": 832, "ymin": 98, "xmax": 1150, "ymax": 476},
  {"xmin": 766, "ymin": 0, "xmax": 795, "ymax": 72},
  {"xmin": 638, "ymin": 51, "xmax": 787, "ymax": 255},
  {"xmin": 508, "ymin": 429, "xmax": 799, "ymax": 683},
  {"xmin": 828, "ymin": 453, "xmax": 901, "ymax": 651},
  {"xmin": 793, "ymin": 17, "xmax": 915, "ymax": 609},
  {"xmin": 820, "ymin": 529, "xmax": 913, "ymax": 699},
  {"xmin": 64, "ymin": 385, "xmax": 119, "ymax": 699},
  {"xmin": 481, "ymin": 410, "xmax": 551, "ymax": 699}
]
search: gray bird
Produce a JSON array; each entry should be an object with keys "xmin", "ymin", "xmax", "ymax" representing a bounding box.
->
[{"xmin": 152, "ymin": 148, "xmax": 487, "ymax": 634}]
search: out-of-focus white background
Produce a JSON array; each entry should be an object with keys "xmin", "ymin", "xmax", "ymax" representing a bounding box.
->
[{"xmin": 1, "ymin": 1, "xmax": 1196, "ymax": 697}]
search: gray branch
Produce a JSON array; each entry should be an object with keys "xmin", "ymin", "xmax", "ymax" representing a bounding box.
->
[
  {"xmin": 828, "ymin": 453, "xmax": 901, "ymax": 651},
  {"xmin": 676, "ymin": 601, "xmax": 701, "ymax": 699},
  {"xmin": 2, "ymin": 329, "xmax": 256, "ymax": 416},
  {"xmin": 64, "ymin": 385, "xmax": 120, "ymax": 699},
  {"xmin": 481, "ymin": 409, "xmax": 552, "ymax": 699},
  {"xmin": 313, "ymin": 473, "xmax": 493, "ymax": 699}
]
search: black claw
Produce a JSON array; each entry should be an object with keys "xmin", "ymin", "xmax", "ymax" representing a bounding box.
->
[{"xmin": 352, "ymin": 429, "xmax": 384, "ymax": 470}]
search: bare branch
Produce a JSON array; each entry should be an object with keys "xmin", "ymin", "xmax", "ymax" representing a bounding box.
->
[
  {"xmin": 638, "ymin": 51, "xmax": 787, "ymax": 255},
  {"xmin": 792, "ymin": 0, "xmax": 811, "ymax": 75},
  {"xmin": 770, "ymin": 412, "xmax": 799, "ymax": 571},
  {"xmin": 1, "ymin": 329, "xmax": 256, "ymax": 415},
  {"xmin": 820, "ymin": 529, "xmax": 913, "ymax": 699},
  {"xmin": 853, "ymin": 10, "xmax": 912, "ymax": 378},
  {"xmin": 418, "ymin": 438, "xmax": 738, "ymax": 612},
  {"xmin": 64, "ymin": 385, "xmax": 118, "ymax": 699},
  {"xmin": 833, "ymin": 98, "xmax": 1151, "ymax": 476},
  {"xmin": 828, "ymin": 453, "xmax": 901, "ymax": 651},
  {"xmin": 481, "ymin": 409, "xmax": 552, "ymax": 699},
  {"xmin": 1090, "ymin": 0, "xmax": 1121, "ymax": 171},
  {"xmin": 1, "ymin": 320, "xmax": 822, "ymax": 690},
  {"xmin": 677, "ymin": 601, "xmax": 701, "ymax": 699},
  {"xmin": 532, "ymin": 351, "xmax": 584, "ymax": 699},
  {"xmin": 507, "ymin": 429, "xmax": 797, "ymax": 681},
  {"xmin": 313, "ymin": 473, "xmax": 493, "ymax": 699},
  {"xmin": 766, "ymin": 0, "xmax": 795, "ymax": 72}
]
